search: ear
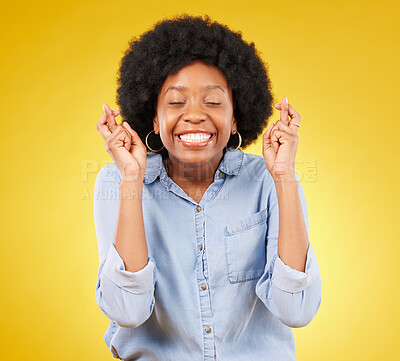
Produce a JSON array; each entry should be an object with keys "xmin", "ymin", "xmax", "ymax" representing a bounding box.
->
[
  {"xmin": 153, "ymin": 114, "xmax": 159, "ymax": 134},
  {"xmin": 231, "ymin": 116, "xmax": 237, "ymax": 134}
]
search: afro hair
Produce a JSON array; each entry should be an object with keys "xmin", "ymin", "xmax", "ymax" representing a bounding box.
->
[{"xmin": 116, "ymin": 13, "xmax": 275, "ymax": 158}]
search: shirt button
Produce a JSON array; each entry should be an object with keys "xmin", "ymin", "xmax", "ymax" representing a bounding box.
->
[
  {"xmin": 218, "ymin": 171, "xmax": 223, "ymax": 177},
  {"xmin": 199, "ymin": 244, "xmax": 203, "ymax": 251},
  {"xmin": 196, "ymin": 205, "xmax": 201, "ymax": 212},
  {"xmin": 201, "ymin": 283, "xmax": 207, "ymax": 290},
  {"xmin": 205, "ymin": 327, "xmax": 211, "ymax": 333}
]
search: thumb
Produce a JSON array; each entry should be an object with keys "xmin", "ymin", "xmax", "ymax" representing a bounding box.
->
[{"xmin": 263, "ymin": 123, "xmax": 276, "ymax": 169}]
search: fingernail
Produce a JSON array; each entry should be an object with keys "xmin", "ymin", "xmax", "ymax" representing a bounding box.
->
[
  {"xmin": 102, "ymin": 104, "xmax": 106, "ymax": 114},
  {"xmin": 284, "ymin": 97, "xmax": 288, "ymax": 106}
]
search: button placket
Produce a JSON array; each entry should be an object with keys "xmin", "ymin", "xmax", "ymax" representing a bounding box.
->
[{"xmin": 195, "ymin": 204, "xmax": 215, "ymax": 359}]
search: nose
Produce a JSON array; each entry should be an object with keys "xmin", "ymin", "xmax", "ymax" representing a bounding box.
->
[{"xmin": 182, "ymin": 101, "xmax": 207, "ymax": 123}]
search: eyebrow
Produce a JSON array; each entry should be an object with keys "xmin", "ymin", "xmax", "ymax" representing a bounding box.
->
[{"xmin": 164, "ymin": 85, "xmax": 226, "ymax": 95}]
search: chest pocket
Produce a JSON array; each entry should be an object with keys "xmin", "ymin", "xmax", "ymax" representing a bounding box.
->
[{"xmin": 224, "ymin": 207, "xmax": 268, "ymax": 283}]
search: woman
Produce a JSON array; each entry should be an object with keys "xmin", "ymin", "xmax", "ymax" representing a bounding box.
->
[{"xmin": 94, "ymin": 14, "xmax": 321, "ymax": 361}]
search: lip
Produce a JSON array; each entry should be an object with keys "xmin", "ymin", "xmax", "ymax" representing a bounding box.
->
[{"xmin": 175, "ymin": 133, "xmax": 216, "ymax": 148}]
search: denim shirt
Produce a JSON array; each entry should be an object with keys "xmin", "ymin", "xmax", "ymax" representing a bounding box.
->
[{"xmin": 93, "ymin": 147, "xmax": 322, "ymax": 361}]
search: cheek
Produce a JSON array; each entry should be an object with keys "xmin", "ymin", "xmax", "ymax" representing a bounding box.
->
[
  {"xmin": 159, "ymin": 107, "xmax": 180, "ymax": 124},
  {"xmin": 220, "ymin": 130, "xmax": 231, "ymax": 143},
  {"xmin": 216, "ymin": 108, "xmax": 234, "ymax": 128},
  {"xmin": 158, "ymin": 118, "xmax": 177, "ymax": 142}
]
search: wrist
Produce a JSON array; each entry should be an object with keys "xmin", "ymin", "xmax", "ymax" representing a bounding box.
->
[
  {"xmin": 119, "ymin": 180, "xmax": 144, "ymax": 200},
  {"xmin": 273, "ymin": 173, "xmax": 297, "ymax": 184},
  {"xmin": 121, "ymin": 171, "xmax": 145, "ymax": 182},
  {"xmin": 119, "ymin": 176, "xmax": 143, "ymax": 188}
]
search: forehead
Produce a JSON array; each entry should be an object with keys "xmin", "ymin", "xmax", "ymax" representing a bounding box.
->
[{"xmin": 160, "ymin": 60, "xmax": 230, "ymax": 94}]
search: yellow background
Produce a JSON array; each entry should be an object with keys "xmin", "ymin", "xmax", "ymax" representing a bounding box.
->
[{"xmin": 1, "ymin": 0, "xmax": 398, "ymax": 359}]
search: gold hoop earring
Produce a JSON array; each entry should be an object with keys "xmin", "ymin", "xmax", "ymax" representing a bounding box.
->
[
  {"xmin": 226, "ymin": 131, "xmax": 242, "ymax": 152},
  {"xmin": 145, "ymin": 129, "xmax": 165, "ymax": 152}
]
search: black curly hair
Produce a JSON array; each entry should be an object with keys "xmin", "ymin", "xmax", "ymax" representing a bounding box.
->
[{"xmin": 116, "ymin": 13, "xmax": 275, "ymax": 159}]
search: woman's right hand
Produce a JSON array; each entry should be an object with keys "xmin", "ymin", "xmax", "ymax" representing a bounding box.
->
[{"xmin": 96, "ymin": 103, "xmax": 147, "ymax": 182}]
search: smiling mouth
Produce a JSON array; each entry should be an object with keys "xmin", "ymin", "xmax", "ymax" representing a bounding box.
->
[
  {"xmin": 178, "ymin": 133, "xmax": 213, "ymax": 142},
  {"xmin": 175, "ymin": 133, "xmax": 216, "ymax": 148}
]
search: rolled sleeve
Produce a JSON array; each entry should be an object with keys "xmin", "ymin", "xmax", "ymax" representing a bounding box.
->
[
  {"xmin": 271, "ymin": 242, "xmax": 320, "ymax": 293},
  {"xmin": 103, "ymin": 243, "xmax": 156, "ymax": 295},
  {"xmin": 255, "ymin": 170, "xmax": 322, "ymax": 327},
  {"xmin": 94, "ymin": 163, "xmax": 157, "ymax": 328}
]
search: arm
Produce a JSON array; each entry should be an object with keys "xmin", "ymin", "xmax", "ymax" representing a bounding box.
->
[
  {"xmin": 255, "ymin": 171, "xmax": 322, "ymax": 328},
  {"xmin": 94, "ymin": 164, "xmax": 156, "ymax": 328}
]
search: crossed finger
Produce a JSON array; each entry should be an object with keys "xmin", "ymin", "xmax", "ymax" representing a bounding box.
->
[
  {"xmin": 96, "ymin": 104, "xmax": 120, "ymax": 141},
  {"xmin": 274, "ymin": 97, "xmax": 301, "ymax": 134},
  {"xmin": 280, "ymin": 97, "xmax": 290, "ymax": 125},
  {"xmin": 270, "ymin": 120, "xmax": 295, "ymax": 150}
]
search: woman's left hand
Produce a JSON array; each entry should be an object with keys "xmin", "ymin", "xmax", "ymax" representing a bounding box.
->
[{"xmin": 262, "ymin": 96, "xmax": 301, "ymax": 181}]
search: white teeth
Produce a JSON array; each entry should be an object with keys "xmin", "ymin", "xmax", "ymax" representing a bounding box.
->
[{"xmin": 179, "ymin": 133, "xmax": 212, "ymax": 142}]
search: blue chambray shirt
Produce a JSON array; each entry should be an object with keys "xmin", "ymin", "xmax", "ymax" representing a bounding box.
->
[{"xmin": 93, "ymin": 147, "xmax": 322, "ymax": 361}]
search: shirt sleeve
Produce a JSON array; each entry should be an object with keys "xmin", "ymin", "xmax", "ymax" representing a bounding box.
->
[
  {"xmin": 93, "ymin": 163, "xmax": 157, "ymax": 328},
  {"xmin": 255, "ymin": 171, "xmax": 322, "ymax": 328}
]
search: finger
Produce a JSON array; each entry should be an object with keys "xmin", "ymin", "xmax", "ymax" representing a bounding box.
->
[
  {"xmin": 264, "ymin": 122, "xmax": 275, "ymax": 138},
  {"xmin": 270, "ymin": 124, "xmax": 280, "ymax": 152},
  {"xmin": 263, "ymin": 123, "xmax": 277, "ymax": 163},
  {"xmin": 274, "ymin": 102, "xmax": 300, "ymax": 122},
  {"xmin": 274, "ymin": 119, "xmax": 296, "ymax": 134},
  {"xmin": 112, "ymin": 109, "xmax": 120, "ymax": 124},
  {"xmin": 122, "ymin": 122, "xmax": 147, "ymax": 152},
  {"xmin": 102, "ymin": 104, "xmax": 118, "ymax": 131},
  {"xmin": 265, "ymin": 122, "xmax": 275, "ymax": 138},
  {"xmin": 97, "ymin": 110, "xmax": 112, "ymax": 141},
  {"xmin": 272, "ymin": 126, "xmax": 296, "ymax": 147},
  {"xmin": 280, "ymin": 96, "xmax": 289, "ymax": 125},
  {"xmin": 96, "ymin": 122, "xmax": 112, "ymax": 141},
  {"xmin": 289, "ymin": 118, "xmax": 301, "ymax": 133},
  {"xmin": 122, "ymin": 121, "xmax": 135, "ymax": 143},
  {"xmin": 274, "ymin": 102, "xmax": 301, "ymax": 133},
  {"xmin": 271, "ymin": 127, "xmax": 286, "ymax": 150}
]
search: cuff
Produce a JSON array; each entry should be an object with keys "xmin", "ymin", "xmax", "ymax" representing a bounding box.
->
[
  {"xmin": 271, "ymin": 243, "xmax": 319, "ymax": 293},
  {"xmin": 103, "ymin": 243, "xmax": 156, "ymax": 295}
]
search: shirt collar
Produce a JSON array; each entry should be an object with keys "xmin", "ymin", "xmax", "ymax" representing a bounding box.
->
[{"xmin": 143, "ymin": 147, "xmax": 244, "ymax": 184}]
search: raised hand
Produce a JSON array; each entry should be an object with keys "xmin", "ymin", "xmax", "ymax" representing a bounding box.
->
[
  {"xmin": 262, "ymin": 96, "xmax": 301, "ymax": 180},
  {"xmin": 96, "ymin": 103, "xmax": 147, "ymax": 182}
]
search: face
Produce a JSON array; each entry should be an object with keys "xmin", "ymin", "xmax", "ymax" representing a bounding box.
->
[{"xmin": 153, "ymin": 60, "xmax": 236, "ymax": 166}]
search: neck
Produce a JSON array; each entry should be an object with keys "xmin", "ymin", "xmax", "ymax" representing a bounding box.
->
[{"xmin": 164, "ymin": 149, "xmax": 226, "ymax": 184}]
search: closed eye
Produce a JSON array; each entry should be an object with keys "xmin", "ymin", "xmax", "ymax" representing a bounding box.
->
[{"xmin": 168, "ymin": 102, "xmax": 221, "ymax": 105}]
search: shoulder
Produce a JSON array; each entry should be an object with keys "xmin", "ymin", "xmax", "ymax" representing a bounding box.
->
[
  {"xmin": 240, "ymin": 151, "xmax": 274, "ymax": 183},
  {"xmin": 240, "ymin": 151, "xmax": 302, "ymax": 184},
  {"xmin": 95, "ymin": 162, "xmax": 122, "ymax": 186},
  {"xmin": 242, "ymin": 151, "xmax": 265, "ymax": 165}
]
